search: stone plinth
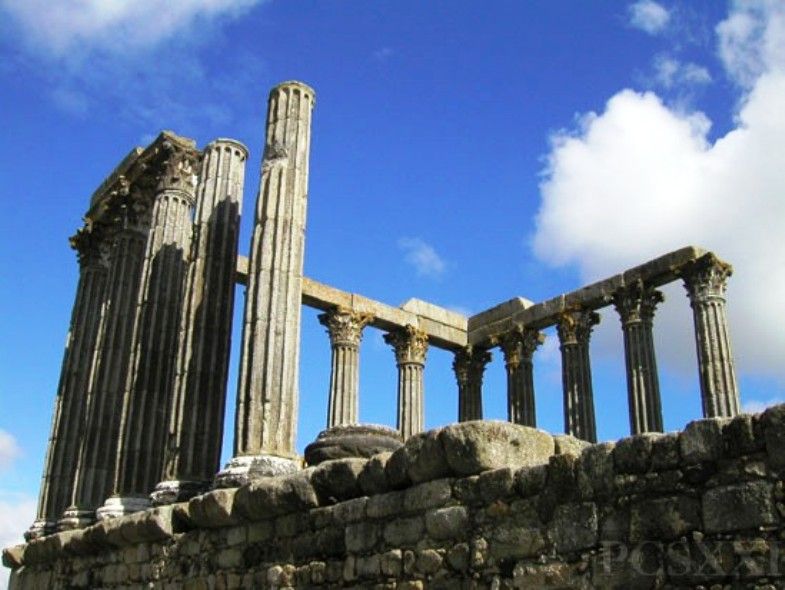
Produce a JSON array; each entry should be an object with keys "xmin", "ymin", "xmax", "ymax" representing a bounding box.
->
[
  {"xmin": 223, "ymin": 81, "xmax": 315, "ymax": 485},
  {"xmin": 304, "ymin": 424, "xmax": 403, "ymax": 466}
]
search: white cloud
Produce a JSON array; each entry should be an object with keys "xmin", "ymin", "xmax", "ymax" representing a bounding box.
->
[
  {"xmin": 0, "ymin": 430, "xmax": 20, "ymax": 471},
  {"xmin": 0, "ymin": 0, "xmax": 263, "ymax": 58},
  {"xmin": 743, "ymin": 397, "xmax": 785, "ymax": 414},
  {"xmin": 717, "ymin": 0, "xmax": 785, "ymax": 87},
  {"xmin": 532, "ymin": 2, "xmax": 785, "ymax": 383},
  {"xmin": 373, "ymin": 47, "xmax": 394, "ymax": 62},
  {"xmin": 0, "ymin": 494, "xmax": 37, "ymax": 588},
  {"xmin": 653, "ymin": 55, "xmax": 712, "ymax": 89},
  {"xmin": 628, "ymin": 0, "xmax": 671, "ymax": 35},
  {"xmin": 398, "ymin": 237, "xmax": 447, "ymax": 279}
]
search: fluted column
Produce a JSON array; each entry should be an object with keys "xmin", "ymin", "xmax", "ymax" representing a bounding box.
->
[
  {"xmin": 613, "ymin": 282, "xmax": 664, "ymax": 434},
  {"xmin": 453, "ymin": 346, "xmax": 492, "ymax": 422},
  {"xmin": 100, "ymin": 139, "xmax": 199, "ymax": 518},
  {"xmin": 152, "ymin": 139, "xmax": 248, "ymax": 505},
  {"xmin": 682, "ymin": 253, "xmax": 739, "ymax": 418},
  {"xmin": 385, "ymin": 326, "xmax": 428, "ymax": 440},
  {"xmin": 557, "ymin": 309, "xmax": 600, "ymax": 442},
  {"xmin": 27, "ymin": 229, "xmax": 110, "ymax": 539},
  {"xmin": 60, "ymin": 201, "xmax": 150, "ymax": 530},
  {"xmin": 499, "ymin": 328, "xmax": 543, "ymax": 427},
  {"xmin": 218, "ymin": 81, "xmax": 316, "ymax": 486},
  {"xmin": 319, "ymin": 308, "xmax": 373, "ymax": 427}
]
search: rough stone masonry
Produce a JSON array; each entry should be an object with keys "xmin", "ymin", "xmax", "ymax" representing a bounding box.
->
[{"xmin": 4, "ymin": 80, "xmax": 759, "ymax": 588}]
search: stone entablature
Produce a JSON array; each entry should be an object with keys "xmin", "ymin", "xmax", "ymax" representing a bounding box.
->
[{"xmin": 7, "ymin": 407, "xmax": 785, "ymax": 588}]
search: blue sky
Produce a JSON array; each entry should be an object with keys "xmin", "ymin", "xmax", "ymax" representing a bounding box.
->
[{"xmin": 1, "ymin": 0, "xmax": 783, "ymax": 566}]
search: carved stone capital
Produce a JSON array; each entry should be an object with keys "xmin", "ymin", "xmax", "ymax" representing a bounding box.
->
[
  {"xmin": 557, "ymin": 309, "xmax": 600, "ymax": 346},
  {"xmin": 453, "ymin": 346, "xmax": 492, "ymax": 383},
  {"xmin": 682, "ymin": 253, "xmax": 733, "ymax": 305},
  {"xmin": 318, "ymin": 307, "xmax": 373, "ymax": 348},
  {"xmin": 497, "ymin": 327, "xmax": 544, "ymax": 371},
  {"xmin": 70, "ymin": 227, "xmax": 109, "ymax": 270},
  {"xmin": 613, "ymin": 281, "xmax": 664, "ymax": 325},
  {"xmin": 384, "ymin": 325, "xmax": 428, "ymax": 365},
  {"xmin": 151, "ymin": 141, "xmax": 200, "ymax": 197}
]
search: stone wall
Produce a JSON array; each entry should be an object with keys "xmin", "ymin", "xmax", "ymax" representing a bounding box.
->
[{"xmin": 6, "ymin": 406, "xmax": 785, "ymax": 589}]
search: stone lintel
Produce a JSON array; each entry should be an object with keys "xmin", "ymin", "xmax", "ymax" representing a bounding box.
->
[
  {"xmin": 468, "ymin": 246, "xmax": 713, "ymax": 346},
  {"xmin": 237, "ymin": 259, "xmax": 468, "ymax": 350}
]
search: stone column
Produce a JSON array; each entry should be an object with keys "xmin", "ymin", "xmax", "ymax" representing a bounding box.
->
[
  {"xmin": 152, "ymin": 139, "xmax": 248, "ymax": 505},
  {"xmin": 100, "ymin": 138, "xmax": 200, "ymax": 519},
  {"xmin": 499, "ymin": 328, "xmax": 544, "ymax": 427},
  {"xmin": 613, "ymin": 282, "xmax": 664, "ymax": 434},
  {"xmin": 60, "ymin": 199, "xmax": 150, "ymax": 530},
  {"xmin": 682, "ymin": 253, "xmax": 740, "ymax": 418},
  {"xmin": 218, "ymin": 81, "xmax": 316, "ymax": 487},
  {"xmin": 318, "ymin": 307, "xmax": 373, "ymax": 427},
  {"xmin": 556, "ymin": 309, "xmax": 600, "ymax": 443},
  {"xmin": 27, "ymin": 228, "xmax": 109, "ymax": 540},
  {"xmin": 385, "ymin": 326, "xmax": 428, "ymax": 440},
  {"xmin": 453, "ymin": 346, "xmax": 492, "ymax": 422}
]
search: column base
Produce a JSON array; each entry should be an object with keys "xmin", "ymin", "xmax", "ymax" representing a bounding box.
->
[
  {"xmin": 58, "ymin": 506, "xmax": 96, "ymax": 531},
  {"xmin": 213, "ymin": 454, "xmax": 300, "ymax": 489},
  {"xmin": 304, "ymin": 424, "xmax": 403, "ymax": 466},
  {"xmin": 95, "ymin": 495, "xmax": 151, "ymax": 520},
  {"xmin": 150, "ymin": 479, "xmax": 209, "ymax": 506},
  {"xmin": 24, "ymin": 518, "xmax": 56, "ymax": 541}
]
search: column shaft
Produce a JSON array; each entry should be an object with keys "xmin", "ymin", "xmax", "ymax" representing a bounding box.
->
[
  {"xmin": 557, "ymin": 310, "xmax": 599, "ymax": 443},
  {"xmin": 151, "ymin": 140, "xmax": 247, "ymax": 504},
  {"xmin": 385, "ymin": 326, "xmax": 428, "ymax": 440},
  {"xmin": 613, "ymin": 283, "xmax": 664, "ymax": 434},
  {"xmin": 320, "ymin": 308, "xmax": 372, "ymax": 427},
  {"xmin": 234, "ymin": 82, "xmax": 316, "ymax": 459},
  {"xmin": 63, "ymin": 213, "xmax": 149, "ymax": 527},
  {"xmin": 453, "ymin": 347, "xmax": 491, "ymax": 422},
  {"xmin": 28, "ymin": 231, "xmax": 109, "ymax": 539},
  {"xmin": 500, "ymin": 328, "xmax": 543, "ymax": 427},
  {"xmin": 682, "ymin": 254, "xmax": 740, "ymax": 417},
  {"xmin": 107, "ymin": 141, "xmax": 199, "ymax": 515}
]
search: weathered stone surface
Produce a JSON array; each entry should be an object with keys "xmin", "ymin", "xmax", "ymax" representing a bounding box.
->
[
  {"xmin": 344, "ymin": 521, "xmax": 379, "ymax": 553},
  {"xmin": 490, "ymin": 523, "xmax": 546, "ymax": 559},
  {"xmin": 550, "ymin": 502, "xmax": 598, "ymax": 553},
  {"xmin": 304, "ymin": 424, "xmax": 402, "ymax": 466},
  {"xmin": 703, "ymin": 481, "xmax": 777, "ymax": 533},
  {"xmin": 404, "ymin": 479, "xmax": 452, "ymax": 512},
  {"xmin": 358, "ymin": 452, "xmax": 392, "ymax": 496},
  {"xmin": 311, "ymin": 458, "xmax": 367, "ymax": 504},
  {"xmin": 384, "ymin": 447, "xmax": 412, "ymax": 490},
  {"xmin": 761, "ymin": 404, "xmax": 785, "ymax": 469},
  {"xmin": 187, "ymin": 488, "xmax": 243, "ymax": 528},
  {"xmin": 425, "ymin": 506, "xmax": 468, "ymax": 540},
  {"xmin": 514, "ymin": 464, "xmax": 548, "ymax": 498},
  {"xmin": 680, "ymin": 418, "xmax": 728, "ymax": 464},
  {"xmin": 613, "ymin": 433, "xmax": 658, "ymax": 474},
  {"xmin": 367, "ymin": 491, "xmax": 404, "ymax": 520},
  {"xmin": 440, "ymin": 421, "xmax": 554, "ymax": 476},
  {"xmin": 404, "ymin": 429, "xmax": 451, "ymax": 484},
  {"xmin": 103, "ymin": 506, "xmax": 178, "ymax": 546},
  {"xmin": 553, "ymin": 434, "xmax": 591, "ymax": 457},
  {"xmin": 234, "ymin": 470, "xmax": 318, "ymax": 521},
  {"xmin": 383, "ymin": 516, "xmax": 424, "ymax": 546},
  {"xmin": 2, "ymin": 544, "xmax": 26, "ymax": 568},
  {"xmin": 477, "ymin": 467, "xmax": 514, "ymax": 502},
  {"xmin": 629, "ymin": 495, "xmax": 700, "ymax": 541}
]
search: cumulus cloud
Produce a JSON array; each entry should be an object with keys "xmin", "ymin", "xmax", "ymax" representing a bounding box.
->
[
  {"xmin": 743, "ymin": 397, "xmax": 785, "ymax": 414},
  {"xmin": 0, "ymin": 430, "xmax": 20, "ymax": 471},
  {"xmin": 0, "ymin": 0, "xmax": 263, "ymax": 58},
  {"xmin": 532, "ymin": 2, "xmax": 785, "ymax": 383},
  {"xmin": 653, "ymin": 55, "xmax": 712, "ymax": 89},
  {"xmin": 628, "ymin": 0, "xmax": 671, "ymax": 35},
  {"xmin": 398, "ymin": 237, "xmax": 447, "ymax": 278}
]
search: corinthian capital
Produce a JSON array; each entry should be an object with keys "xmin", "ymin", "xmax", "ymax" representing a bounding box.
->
[
  {"xmin": 152, "ymin": 140, "xmax": 201, "ymax": 195},
  {"xmin": 556, "ymin": 309, "xmax": 600, "ymax": 346},
  {"xmin": 70, "ymin": 227, "xmax": 109, "ymax": 270},
  {"xmin": 497, "ymin": 326, "xmax": 544, "ymax": 371},
  {"xmin": 613, "ymin": 281, "xmax": 664, "ymax": 325},
  {"xmin": 453, "ymin": 346, "xmax": 492, "ymax": 382},
  {"xmin": 681, "ymin": 253, "xmax": 733, "ymax": 305},
  {"xmin": 318, "ymin": 307, "xmax": 373, "ymax": 347},
  {"xmin": 385, "ymin": 325, "xmax": 429, "ymax": 365}
]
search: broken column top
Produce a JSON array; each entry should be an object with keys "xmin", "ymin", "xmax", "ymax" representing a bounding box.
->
[{"xmin": 272, "ymin": 80, "xmax": 316, "ymax": 101}]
